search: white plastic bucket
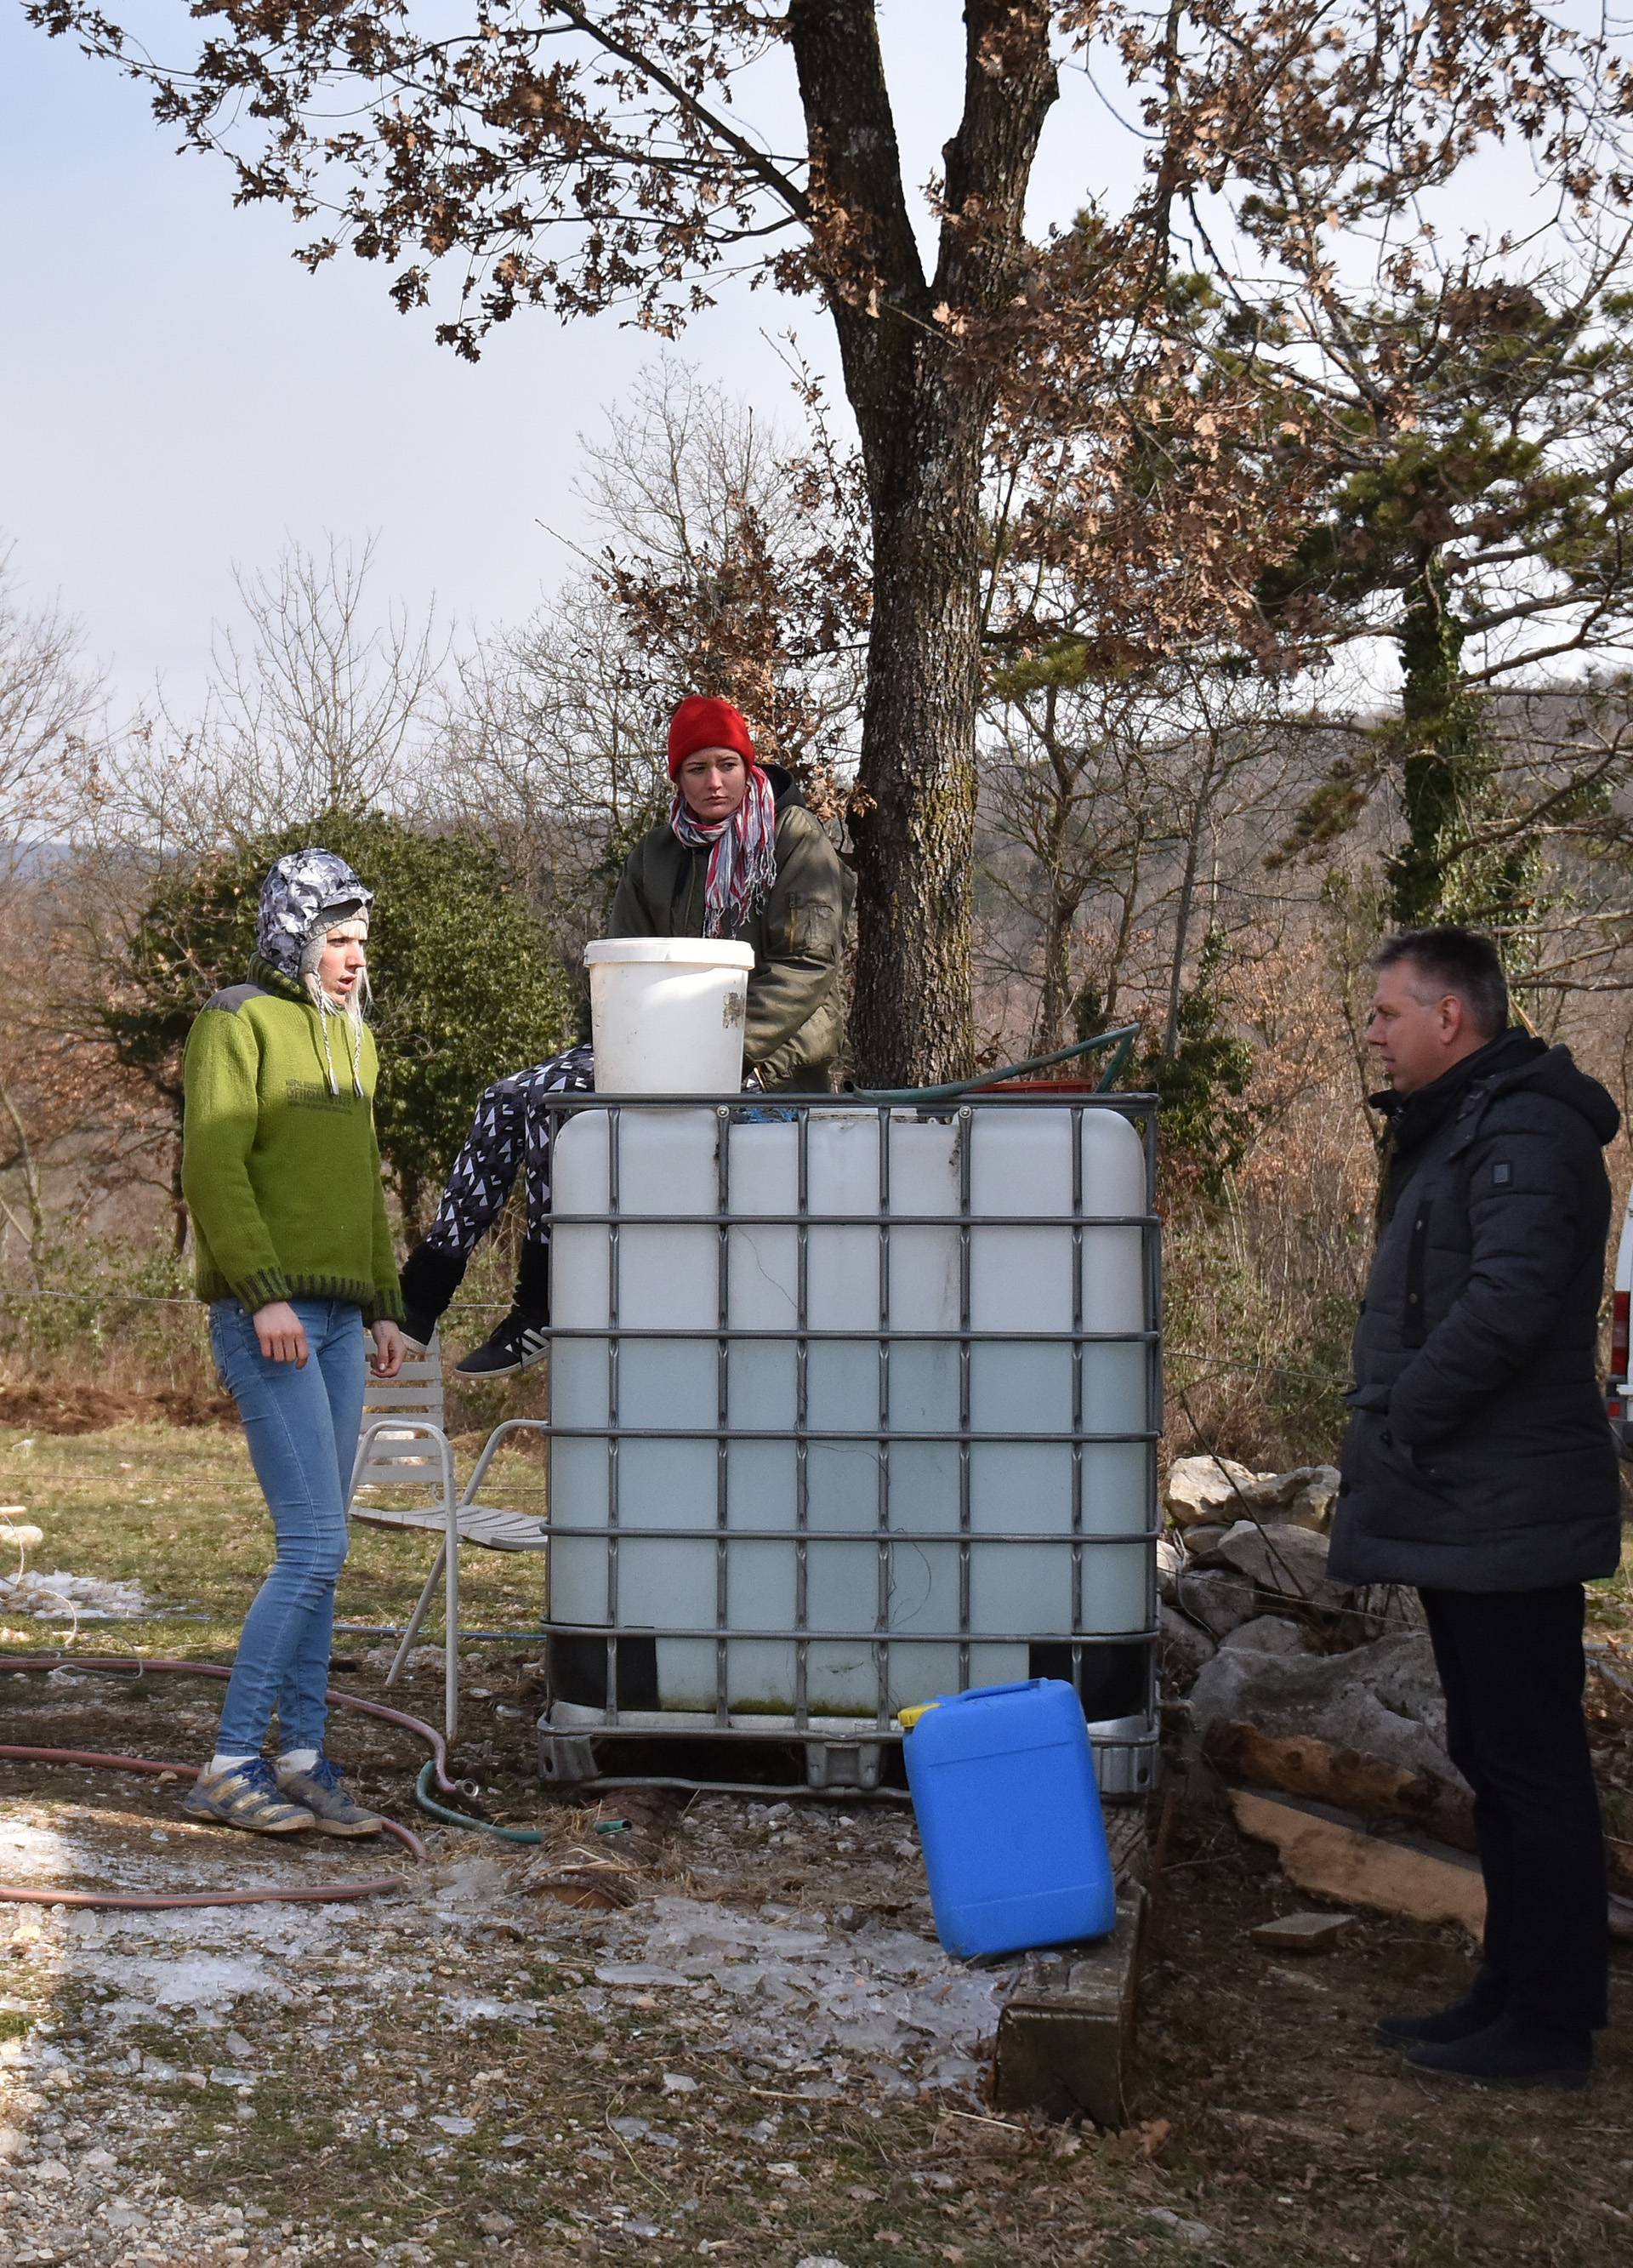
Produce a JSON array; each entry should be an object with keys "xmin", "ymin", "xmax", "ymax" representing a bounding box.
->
[{"xmin": 585, "ymin": 937, "xmax": 757, "ymax": 1095}]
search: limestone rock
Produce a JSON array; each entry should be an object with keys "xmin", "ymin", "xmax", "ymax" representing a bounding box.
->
[
  {"xmin": 1159, "ymin": 1603, "xmax": 1218, "ymax": 1692},
  {"xmin": 1156, "ymin": 1534, "xmax": 1186, "ymax": 1604},
  {"xmin": 1165, "ymin": 1454, "xmax": 1343, "ymax": 1535},
  {"xmin": 1219, "ymin": 1615, "xmax": 1310, "ymax": 1658},
  {"xmin": 1164, "ymin": 1456, "xmax": 1257, "ymax": 1527},
  {"xmin": 1273, "ymin": 1465, "xmax": 1342, "ymax": 1532},
  {"xmin": 1186, "ymin": 1630, "xmax": 1458, "ymax": 1784},
  {"xmin": 1186, "ymin": 1518, "xmax": 1347, "ymax": 1613},
  {"xmin": 1169, "ymin": 1568, "xmax": 1259, "ymax": 1641},
  {"xmin": 1179, "ymin": 1521, "xmax": 1232, "ymax": 1556}
]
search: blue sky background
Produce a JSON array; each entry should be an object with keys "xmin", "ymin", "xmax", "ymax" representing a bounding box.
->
[{"xmin": 1, "ymin": 5, "xmax": 1139, "ymax": 716}]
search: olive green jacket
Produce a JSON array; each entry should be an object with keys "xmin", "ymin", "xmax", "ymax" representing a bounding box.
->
[{"xmin": 609, "ymin": 767, "xmax": 850, "ymax": 1090}]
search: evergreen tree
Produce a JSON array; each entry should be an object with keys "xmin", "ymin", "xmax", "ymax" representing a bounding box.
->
[{"xmin": 1244, "ymin": 261, "xmax": 1633, "ymax": 936}]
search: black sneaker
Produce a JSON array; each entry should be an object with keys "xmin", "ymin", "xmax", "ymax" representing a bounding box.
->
[
  {"xmin": 1376, "ymin": 1984, "xmax": 1505, "ymax": 2049},
  {"xmin": 455, "ymin": 1309, "xmax": 551, "ymax": 1377},
  {"xmin": 1404, "ymin": 2014, "xmax": 1592, "ymax": 2089}
]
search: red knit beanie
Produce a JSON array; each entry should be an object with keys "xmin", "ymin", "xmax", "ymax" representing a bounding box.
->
[{"xmin": 668, "ymin": 695, "xmax": 758, "ymax": 778}]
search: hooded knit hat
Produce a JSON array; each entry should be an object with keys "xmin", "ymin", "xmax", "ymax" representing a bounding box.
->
[
  {"xmin": 255, "ymin": 849, "xmax": 373, "ymax": 980},
  {"xmin": 255, "ymin": 850, "xmax": 375, "ymax": 1099},
  {"xmin": 668, "ymin": 695, "xmax": 758, "ymax": 779}
]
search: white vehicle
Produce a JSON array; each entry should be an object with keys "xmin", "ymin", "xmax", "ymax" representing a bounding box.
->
[{"xmin": 1607, "ymin": 1191, "xmax": 1633, "ymax": 1452}]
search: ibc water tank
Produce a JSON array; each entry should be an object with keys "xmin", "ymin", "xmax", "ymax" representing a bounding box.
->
[{"xmin": 544, "ymin": 1102, "xmax": 1155, "ymax": 1759}]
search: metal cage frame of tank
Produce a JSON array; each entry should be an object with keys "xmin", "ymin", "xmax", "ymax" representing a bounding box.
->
[{"xmin": 483, "ymin": 1089, "xmax": 1162, "ymax": 1799}]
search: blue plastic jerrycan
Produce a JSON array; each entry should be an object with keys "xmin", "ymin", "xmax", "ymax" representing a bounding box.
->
[{"xmin": 901, "ymin": 1678, "xmax": 1117, "ymax": 1959}]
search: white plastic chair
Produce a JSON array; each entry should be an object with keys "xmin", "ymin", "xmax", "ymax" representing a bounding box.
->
[{"xmin": 345, "ymin": 1336, "xmax": 549, "ymax": 1742}]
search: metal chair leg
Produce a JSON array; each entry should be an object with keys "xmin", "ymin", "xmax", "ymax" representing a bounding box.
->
[
  {"xmin": 444, "ymin": 1515, "xmax": 460, "ymax": 1747},
  {"xmin": 389, "ymin": 1547, "xmax": 447, "ymax": 1684}
]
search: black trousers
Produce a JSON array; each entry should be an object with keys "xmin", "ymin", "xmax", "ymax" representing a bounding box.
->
[{"xmin": 1420, "ymin": 1583, "xmax": 1607, "ymax": 2034}]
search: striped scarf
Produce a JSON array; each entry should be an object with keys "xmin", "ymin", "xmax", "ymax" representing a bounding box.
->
[{"xmin": 669, "ymin": 765, "xmax": 779, "ymax": 938}]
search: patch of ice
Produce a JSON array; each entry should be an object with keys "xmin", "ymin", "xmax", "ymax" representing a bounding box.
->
[
  {"xmin": 91, "ymin": 1901, "xmax": 338, "ymax": 1956},
  {"xmin": 441, "ymin": 1996, "xmax": 538, "ymax": 2024},
  {"xmin": 424, "ymin": 1855, "xmax": 512, "ymax": 1913},
  {"xmin": 93, "ymin": 1952, "xmax": 287, "ymax": 2017},
  {"xmin": 597, "ymin": 1895, "xmax": 1013, "ymax": 2094},
  {"xmin": 0, "ymin": 1569, "xmax": 151, "ymax": 1619},
  {"xmin": 593, "ymin": 1963, "xmax": 695, "ymax": 1987}
]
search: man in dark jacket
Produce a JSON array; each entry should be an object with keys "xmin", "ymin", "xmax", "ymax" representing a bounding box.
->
[{"xmin": 1330, "ymin": 926, "xmax": 1622, "ymax": 2087}]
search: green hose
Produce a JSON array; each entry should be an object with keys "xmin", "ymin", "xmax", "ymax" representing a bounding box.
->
[
  {"xmin": 850, "ymin": 1024, "xmax": 1141, "ymax": 1105},
  {"xmin": 413, "ymin": 1760, "xmax": 634, "ymax": 1843},
  {"xmin": 414, "ymin": 1758, "xmax": 544, "ymax": 1843}
]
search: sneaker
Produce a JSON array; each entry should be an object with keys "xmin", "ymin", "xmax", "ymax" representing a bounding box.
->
[
  {"xmin": 1404, "ymin": 2014, "xmax": 1592, "ymax": 2089},
  {"xmin": 1376, "ymin": 1983, "xmax": 1505, "ymax": 2049},
  {"xmin": 399, "ymin": 1309, "xmax": 439, "ymax": 1353},
  {"xmin": 183, "ymin": 1758, "xmax": 316, "ymax": 1835},
  {"xmin": 455, "ymin": 1308, "xmax": 550, "ymax": 1377},
  {"xmin": 276, "ymin": 1756, "xmax": 384, "ymax": 1838}
]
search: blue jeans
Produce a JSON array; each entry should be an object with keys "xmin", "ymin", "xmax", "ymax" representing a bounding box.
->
[{"xmin": 208, "ymin": 1297, "xmax": 367, "ymax": 1757}]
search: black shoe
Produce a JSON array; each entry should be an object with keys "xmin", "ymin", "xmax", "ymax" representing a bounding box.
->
[
  {"xmin": 1376, "ymin": 1984, "xmax": 1505, "ymax": 2050},
  {"xmin": 455, "ymin": 1309, "xmax": 550, "ymax": 1377},
  {"xmin": 1404, "ymin": 2014, "xmax": 1591, "ymax": 2090},
  {"xmin": 397, "ymin": 1242, "xmax": 467, "ymax": 1351}
]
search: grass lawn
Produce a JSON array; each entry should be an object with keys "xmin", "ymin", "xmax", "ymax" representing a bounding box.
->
[{"xmin": 0, "ymin": 1417, "xmax": 548, "ymax": 1667}]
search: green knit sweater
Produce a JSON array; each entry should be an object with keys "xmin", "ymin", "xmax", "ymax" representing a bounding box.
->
[{"xmin": 181, "ymin": 959, "xmax": 404, "ymax": 1323}]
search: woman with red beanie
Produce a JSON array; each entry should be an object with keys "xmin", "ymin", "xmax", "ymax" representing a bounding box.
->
[{"xmin": 396, "ymin": 694, "xmax": 850, "ymax": 1373}]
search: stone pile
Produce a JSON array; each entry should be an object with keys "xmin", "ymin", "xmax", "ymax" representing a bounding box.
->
[
  {"xmin": 1158, "ymin": 1451, "xmax": 1459, "ymax": 1786},
  {"xmin": 1158, "ymin": 1453, "xmax": 1344, "ymax": 1691}
]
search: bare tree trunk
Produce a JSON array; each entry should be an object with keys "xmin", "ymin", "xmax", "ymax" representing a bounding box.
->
[
  {"xmin": 1162, "ymin": 755, "xmax": 1222, "ymax": 1059},
  {"xmin": 848, "ymin": 425, "xmax": 988, "ymax": 1081},
  {"xmin": 1033, "ymin": 885, "xmax": 1078, "ymax": 1057},
  {"xmin": 789, "ymin": 0, "xmax": 1057, "ymax": 1085},
  {"xmin": 1101, "ymin": 858, "xmax": 1143, "ymax": 1028},
  {"xmin": 0, "ymin": 1075, "xmax": 47, "ymax": 1286},
  {"xmin": 1031, "ymin": 688, "xmax": 1081, "ymax": 1056},
  {"xmin": 1162, "ymin": 824, "xmax": 1204, "ymax": 1060}
]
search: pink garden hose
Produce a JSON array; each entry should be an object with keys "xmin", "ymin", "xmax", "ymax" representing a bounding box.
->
[{"xmin": 0, "ymin": 1655, "xmax": 444, "ymax": 1908}]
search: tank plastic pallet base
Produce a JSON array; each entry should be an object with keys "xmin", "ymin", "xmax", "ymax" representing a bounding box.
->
[
  {"xmin": 538, "ymin": 1718, "xmax": 891, "ymax": 1796},
  {"xmin": 536, "ymin": 1705, "xmax": 1158, "ymax": 1803}
]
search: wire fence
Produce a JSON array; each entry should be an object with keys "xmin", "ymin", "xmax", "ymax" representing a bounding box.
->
[{"xmin": 0, "ymin": 1282, "xmax": 1346, "ymax": 1388}]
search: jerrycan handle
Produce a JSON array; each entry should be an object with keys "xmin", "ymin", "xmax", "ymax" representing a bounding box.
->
[{"xmin": 897, "ymin": 1677, "xmax": 1050, "ymax": 1731}]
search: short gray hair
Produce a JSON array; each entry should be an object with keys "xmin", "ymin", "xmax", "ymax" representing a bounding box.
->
[{"xmin": 1372, "ymin": 926, "xmax": 1509, "ymax": 1040}]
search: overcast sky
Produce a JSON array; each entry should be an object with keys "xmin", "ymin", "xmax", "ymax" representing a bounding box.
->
[{"xmin": 1, "ymin": 6, "xmax": 1146, "ymax": 720}]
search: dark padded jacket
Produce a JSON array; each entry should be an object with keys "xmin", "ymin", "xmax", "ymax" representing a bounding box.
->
[
  {"xmin": 1329, "ymin": 1031, "xmax": 1624, "ymax": 1592},
  {"xmin": 609, "ymin": 766, "xmax": 851, "ymax": 1091}
]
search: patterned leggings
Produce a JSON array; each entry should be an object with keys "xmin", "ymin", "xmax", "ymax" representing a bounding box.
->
[{"xmin": 423, "ymin": 1044, "xmax": 596, "ymax": 1261}]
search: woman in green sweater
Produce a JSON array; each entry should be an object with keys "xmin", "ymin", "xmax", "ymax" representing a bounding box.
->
[{"xmin": 181, "ymin": 849, "xmax": 406, "ymax": 1835}]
